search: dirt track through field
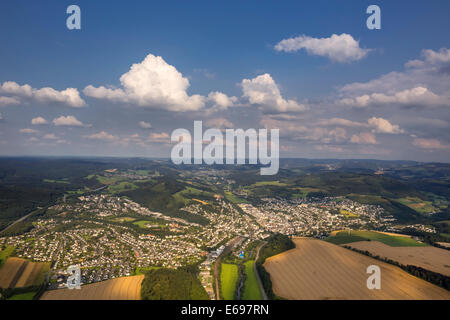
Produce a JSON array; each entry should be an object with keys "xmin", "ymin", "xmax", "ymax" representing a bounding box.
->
[
  {"xmin": 264, "ymin": 238, "xmax": 450, "ymax": 300},
  {"xmin": 40, "ymin": 275, "xmax": 144, "ymax": 300},
  {"xmin": 346, "ymin": 241, "xmax": 450, "ymax": 276}
]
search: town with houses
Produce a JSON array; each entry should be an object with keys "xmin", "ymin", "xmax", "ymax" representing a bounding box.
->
[{"xmin": 0, "ymin": 191, "xmax": 436, "ymax": 296}]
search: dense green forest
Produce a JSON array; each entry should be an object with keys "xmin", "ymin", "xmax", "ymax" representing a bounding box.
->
[
  {"xmin": 140, "ymin": 266, "xmax": 209, "ymax": 300},
  {"xmin": 255, "ymin": 234, "xmax": 295, "ymax": 300},
  {"xmin": 122, "ymin": 177, "xmax": 210, "ymax": 225}
]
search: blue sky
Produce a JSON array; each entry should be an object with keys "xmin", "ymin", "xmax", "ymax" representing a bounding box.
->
[{"xmin": 0, "ymin": 0, "xmax": 449, "ymax": 161}]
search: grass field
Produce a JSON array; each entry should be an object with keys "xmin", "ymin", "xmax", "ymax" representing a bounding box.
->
[
  {"xmin": 107, "ymin": 181, "xmax": 138, "ymax": 194},
  {"xmin": 43, "ymin": 179, "xmax": 70, "ymax": 184},
  {"xmin": 347, "ymin": 194, "xmax": 389, "ymax": 205},
  {"xmin": 133, "ymin": 170, "xmax": 151, "ymax": 176},
  {"xmin": 94, "ymin": 175, "xmax": 122, "ymax": 185},
  {"xmin": 112, "ymin": 217, "xmax": 136, "ymax": 223},
  {"xmin": 396, "ymin": 197, "xmax": 437, "ymax": 214},
  {"xmin": 224, "ymin": 191, "xmax": 247, "ymax": 204},
  {"xmin": 8, "ymin": 292, "xmax": 36, "ymax": 300},
  {"xmin": 172, "ymin": 186, "xmax": 214, "ymax": 207},
  {"xmin": 250, "ymin": 181, "xmax": 289, "ymax": 187},
  {"xmin": 0, "ymin": 246, "xmax": 15, "ymax": 267},
  {"xmin": 134, "ymin": 266, "xmax": 161, "ymax": 275},
  {"xmin": 242, "ymin": 260, "xmax": 262, "ymax": 300},
  {"xmin": 264, "ymin": 238, "xmax": 450, "ymax": 300},
  {"xmin": 325, "ymin": 230, "xmax": 427, "ymax": 247},
  {"xmin": 340, "ymin": 209, "xmax": 359, "ymax": 218},
  {"xmin": 0, "ymin": 257, "xmax": 50, "ymax": 288},
  {"xmin": 132, "ymin": 220, "xmax": 162, "ymax": 229},
  {"xmin": 220, "ymin": 263, "xmax": 238, "ymax": 300},
  {"xmin": 292, "ymin": 187, "xmax": 322, "ymax": 198},
  {"xmin": 346, "ymin": 241, "xmax": 450, "ymax": 276},
  {"xmin": 40, "ymin": 275, "xmax": 144, "ymax": 300}
]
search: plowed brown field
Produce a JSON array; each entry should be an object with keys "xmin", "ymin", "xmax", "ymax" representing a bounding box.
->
[
  {"xmin": 264, "ymin": 238, "xmax": 450, "ymax": 300},
  {"xmin": 346, "ymin": 241, "xmax": 450, "ymax": 276},
  {"xmin": 40, "ymin": 275, "xmax": 144, "ymax": 300}
]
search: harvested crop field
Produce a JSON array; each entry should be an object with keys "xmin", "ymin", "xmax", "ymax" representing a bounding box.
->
[
  {"xmin": 346, "ymin": 241, "xmax": 450, "ymax": 276},
  {"xmin": 264, "ymin": 238, "xmax": 450, "ymax": 300},
  {"xmin": 0, "ymin": 257, "xmax": 49, "ymax": 288},
  {"xmin": 40, "ymin": 275, "xmax": 144, "ymax": 300}
]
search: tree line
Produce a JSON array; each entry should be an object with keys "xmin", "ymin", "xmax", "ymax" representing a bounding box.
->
[{"xmin": 343, "ymin": 245, "xmax": 450, "ymax": 291}]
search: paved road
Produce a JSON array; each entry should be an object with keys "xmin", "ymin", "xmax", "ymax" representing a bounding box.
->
[
  {"xmin": 254, "ymin": 241, "xmax": 268, "ymax": 300},
  {"xmin": 214, "ymin": 236, "xmax": 244, "ymax": 300},
  {"xmin": 91, "ymin": 185, "xmax": 108, "ymax": 192}
]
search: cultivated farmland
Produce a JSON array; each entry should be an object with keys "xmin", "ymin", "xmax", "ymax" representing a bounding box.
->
[
  {"xmin": 264, "ymin": 238, "xmax": 450, "ymax": 300},
  {"xmin": 40, "ymin": 275, "xmax": 144, "ymax": 300},
  {"xmin": 0, "ymin": 257, "xmax": 49, "ymax": 289},
  {"xmin": 346, "ymin": 241, "xmax": 450, "ymax": 276}
]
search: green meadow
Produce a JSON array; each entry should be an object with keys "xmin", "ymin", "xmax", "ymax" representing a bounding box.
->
[
  {"xmin": 242, "ymin": 260, "xmax": 262, "ymax": 300},
  {"xmin": 326, "ymin": 230, "xmax": 427, "ymax": 247},
  {"xmin": 220, "ymin": 263, "xmax": 239, "ymax": 300}
]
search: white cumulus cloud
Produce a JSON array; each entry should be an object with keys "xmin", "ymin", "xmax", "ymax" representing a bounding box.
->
[
  {"xmin": 19, "ymin": 128, "xmax": 39, "ymax": 134},
  {"xmin": 53, "ymin": 115, "xmax": 84, "ymax": 127},
  {"xmin": 31, "ymin": 117, "xmax": 49, "ymax": 125},
  {"xmin": 84, "ymin": 54, "xmax": 205, "ymax": 112},
  {"xmin": 207, "ymin": 91, "xmax": 238, "ymax": 110},
  {"xmin": 368, "ymin": 117, "xmax": 404, "ymax": 134},
  {"xmin": 316, "ymin": 118, "xmax": 367, "ymax": 128},
  {"xmin": 0, "ymin": 81, "xmax": 85, "ymax": 107},
  {"xmin": 339, "ymin": 87, "xmax": 450, "ymax": 108},
  {"xmin": 350, "ymin": 132, "xmax": 377, "ymax": 145},
  {"xmin": 338, "ymin": 48, "xmax": 450, "ymax": 110},
  {"xmin": 43, "ymin": 133, "xmax": 58, "ymax": 140},
  {"xmin": 241, "ymin": 74, "xmax": 306, "ymax": 113},
  {"xmin": 139, "ymin": 121, "xmax": 152, "ymax": 129},
  {"xmin": 148, "ymin": 132, "xmax": 170, "ymax": 143},
  {"xmin": 84, "ymin": 131, "xmax": 118, "ymax": 141},
  {"xmin": 413, "ymin": 138, "xmax": 450, "ymax": 150},
  {"xmin": 0, "ymin": 96, "xmax": 21, "ymax": 106},
  {"xmin": 275, "ymin": 33, "xmax": 370, "ymax": 62},
  {"xmin": 204, "ymin": 118, "xmax": 234, "ymax": 129}
]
